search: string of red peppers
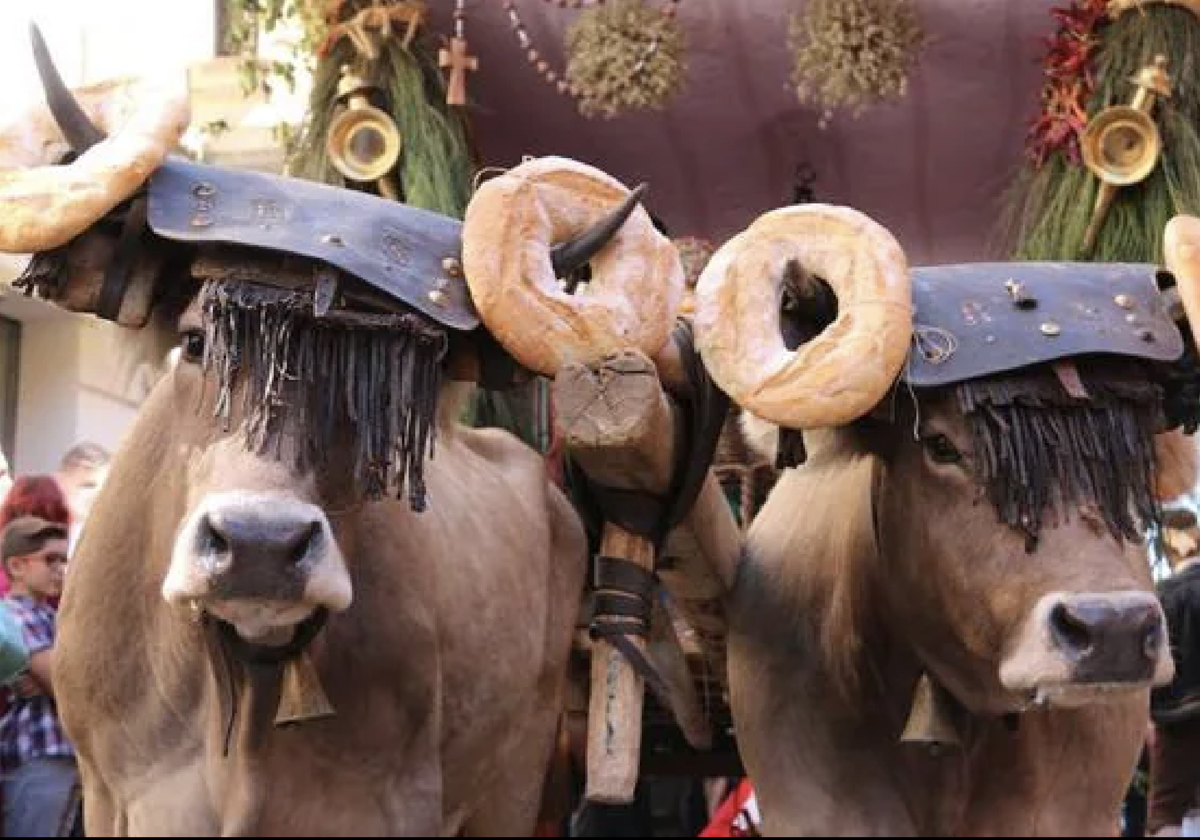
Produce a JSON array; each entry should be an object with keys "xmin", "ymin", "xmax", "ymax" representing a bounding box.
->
[{"xmin": 1025, "ymin": 0, "xmax": 1109, "ymax": 167}]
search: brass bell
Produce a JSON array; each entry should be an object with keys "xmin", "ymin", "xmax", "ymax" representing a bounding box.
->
[
  {"xmin": 274, "ymin": 651, "xmax": 336, "ymax": 727},
  {"xmin": 326, "ymin": 65, "xmax": 402, "ymax": 199},
  {"xmin": 899, "ymin": 673, "xmax": 962, "ymax": 750}
]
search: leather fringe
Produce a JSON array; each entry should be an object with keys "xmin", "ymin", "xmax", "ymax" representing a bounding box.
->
[
  {"xmin": 956, "ymin": 360, "xmax": 1163, "ymax": 550},
  {"xmin": 202, "ymin": 279, "xmax": 447, "ymax": 510}
]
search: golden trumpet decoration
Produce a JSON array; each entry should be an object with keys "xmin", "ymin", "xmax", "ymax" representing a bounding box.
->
[
  {"xmin": 326, "ymin": 65, "xmax": 403, "ymax": 200},
  {"xmin": 1079, "ymin": 55, "xmax": 1172, "ymax": 256}
]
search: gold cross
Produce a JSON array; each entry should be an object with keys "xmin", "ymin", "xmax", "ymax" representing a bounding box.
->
[{"xmin": 439, "ymin": 37, "xmax": 477, "ymax": 107}]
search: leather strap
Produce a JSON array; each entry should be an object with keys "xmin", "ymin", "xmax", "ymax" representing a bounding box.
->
[
  {"xmin": 97, "ymin": 197, "xmax": 148, "ymax": 322},
  {"xmin": 589, "ymin": 555, "xmax": 673, "ymax": 706}
]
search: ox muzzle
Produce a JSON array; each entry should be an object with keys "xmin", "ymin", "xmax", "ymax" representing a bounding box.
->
[
  {"xmin": 999, "ymin": 590, "xmax": 1173, "ymax": 707},
  {"xmin": 163, "ymin": 491, "xmax": 352, "ymax": 642}
]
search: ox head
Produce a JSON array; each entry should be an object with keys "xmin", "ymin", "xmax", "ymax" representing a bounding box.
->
[
  {"xmin": 0, "ymin": 30, "xmax": 668, "ymax": 649},
  {"xmin": 697, "ymin": 206, "xmax": 1200, "ymax": 714}
]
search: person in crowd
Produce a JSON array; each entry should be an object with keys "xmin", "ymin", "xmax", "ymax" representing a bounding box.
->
[
  {"xmin": 0, "ymin": 517, "xmax": 77, "ymax": 837},
  {"xmin": 52, "ymin": 443, "xmax": 110, "ymax": 554},
  {"xmin": 1147, "ymin": 507, "xmax": 1200, "ymax": 836},
  {"xmin": 0, "ymin": 478, "xmax": 72, "ymax": 598}
]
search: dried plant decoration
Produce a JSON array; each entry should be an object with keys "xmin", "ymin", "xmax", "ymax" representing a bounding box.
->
[
  {"xmin": 564, "ymin": 0, "xmax": 687, "ymax": 119},
  {"xmin": 788, "ymin": 0, "xmax": 926, "ymax": 128}
]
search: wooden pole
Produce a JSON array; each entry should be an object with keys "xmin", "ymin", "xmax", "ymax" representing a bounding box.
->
[
  {"xmin": 555, "ymin": 350, "xmax": 675, "ymax": 804},
  {"xmin": 554, "ymin": 342, "xmax": 744, "ymax": 802}
]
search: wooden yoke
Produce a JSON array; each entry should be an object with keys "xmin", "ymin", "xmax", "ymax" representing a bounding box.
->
[{"xmin": 554, "ymin": 347, "xmax": 730, "ymax": 804}]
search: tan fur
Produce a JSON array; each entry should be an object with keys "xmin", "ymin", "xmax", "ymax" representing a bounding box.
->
[
  {"xmin": 1156, "ymin": 429, "xmax": 1200, "ymax": 502},
  {"xmin": 53, "ymin": 343, "xmax": 587, "ymax": 835},
  {"xmin": 729, "ymin": 395, "xmax": 1197, "ymax": 835}
]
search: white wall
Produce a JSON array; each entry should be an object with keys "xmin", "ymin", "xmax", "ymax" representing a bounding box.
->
[
  {"xmin": 14, "ymin": 317, "xmax": 81, "ymax": 474},
  {"xmin": 0, "ymin": 0, "xmax": 215, "ymax": 103},
  {"xmin": 0, "ymin": 0, "xmax": 212, "ymax": 475},
  {"xmin": 0, "ymin": 0, "xmax": 302, "ymax": 476}
]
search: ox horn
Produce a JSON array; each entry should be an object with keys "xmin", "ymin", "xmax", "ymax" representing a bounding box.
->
[
  {"xmin": 30, "ymin": 23, "xmax": 105, "ymax": 153},
  {"xmin": 0, "ymin": 29, "xmax": 190, "ymax": 254},
  {"xmin": 462, "ymin": 157, "xmax": 683, "ymax": 377},
  {"xmin": 550, "ymin": 182, "xmax": 649, "ymax": 279},
  {"xmin": 1165, "ymin": 215, "xmax": 1200, "ymax": 352},
  {"xmin": 692, "ymin": 204, "xmax": 913, "ymax": 429}
]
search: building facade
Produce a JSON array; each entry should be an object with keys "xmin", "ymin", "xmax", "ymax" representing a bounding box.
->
[{"xmin": 0, "ymin": 1, "xmax": 295, "ymax": 474}]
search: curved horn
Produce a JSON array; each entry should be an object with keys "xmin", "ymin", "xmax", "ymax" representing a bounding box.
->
[
  {"xmin": 0, "ymin": 41, "xmax": 190, "ymax": 253},
  {"xmin": 551, "ymin": 182, "xmax": 648, "ymax": 278},
  {"xmin": 30, "ymin": 23, "xmax": 105, "ymax": 153},
  {"xmin": 693, "ymin": 204, "xmax": 913, "ymax": 429},
  {"xmin": 462, "ymin": 157, "xmax": 682, "ymax": 376}
]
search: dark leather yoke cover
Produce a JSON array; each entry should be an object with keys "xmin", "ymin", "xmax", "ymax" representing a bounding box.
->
[{"xmin": 147, "ymin": 158, "xmax": 478, "ymax": 330}]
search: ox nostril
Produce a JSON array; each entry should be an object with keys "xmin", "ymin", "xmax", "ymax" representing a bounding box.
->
[
  {"xmin": 204, "ymin": 510, "xmax": 321, "ymax": 570},
  {"xmin": 1049, "ymin": 603, "xmax": 1095, "ymax": 659},
  {"xmin": 1143, "ymin": 623, "xmax": 1163, "ymax": 660},
  {"xmin": 290, "ymin": 521, "xmax": 321, "ymax": 567},
  {"xmin": 196, "ymin": 513, "xmax": 230, "ymax": 563}
]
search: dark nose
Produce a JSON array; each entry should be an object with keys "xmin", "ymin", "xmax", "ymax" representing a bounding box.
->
[
  {"xmin": 1048, "ymin": 596, "xmax": 1164, "ymax": 683},
  {"xmin": 198, "ymin": 508, "xmax": 322, "ymax": 600}
]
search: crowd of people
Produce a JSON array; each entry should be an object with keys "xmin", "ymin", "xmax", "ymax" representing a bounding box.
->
[{"xmin": 0, "ymin": 443, "xmax": 109, "ymax": 837}]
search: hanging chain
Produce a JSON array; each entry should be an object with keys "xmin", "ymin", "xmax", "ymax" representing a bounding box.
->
[{"xmin": 502, "ymin": 0, "xmax": 681, "ymax": 99}]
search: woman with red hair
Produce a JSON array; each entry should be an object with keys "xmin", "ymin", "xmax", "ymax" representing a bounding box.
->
[{"xmin": 0, "ymin": 476, "xmax": 70, "ymax": 596}]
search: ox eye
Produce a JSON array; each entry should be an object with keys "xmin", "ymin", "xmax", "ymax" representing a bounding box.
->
[
  {"xmin": 922, "ymin": 433, "xmax": 962, "ymax": 465},
  {"xmin": 181, "ymin": 330, "xmax": 206, "ymax": 364}
]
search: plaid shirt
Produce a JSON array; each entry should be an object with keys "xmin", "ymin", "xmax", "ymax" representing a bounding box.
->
[{"xmin": 0, "ymin": 595, "xmax": 73, "ymax": 773}]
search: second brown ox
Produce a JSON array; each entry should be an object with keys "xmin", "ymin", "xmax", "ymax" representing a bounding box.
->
[{"xmin": 695, "ymin": 206, "xmax": 1200, "ymax": 835}]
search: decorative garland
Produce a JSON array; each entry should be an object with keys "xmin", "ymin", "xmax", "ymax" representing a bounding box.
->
[
  {"xmin": 288, "ymin": 0, "xmax": 476, "ymax": 217},
  {"xmin": 1002, "ymin": 0, "xmax": 1200, "ymax": 263},
  {"xmin": 502, "ymin": 0, "xmax": 685, "ymax": 119}
]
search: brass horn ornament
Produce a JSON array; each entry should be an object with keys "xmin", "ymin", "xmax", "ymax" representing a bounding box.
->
[
  {"xmin": 326, "ymin": 65, "xmax": 403, "ymax": 200},
  {"xmin": 1079, "ymin": 55, "xmax": 1172, "ymax": 256}
]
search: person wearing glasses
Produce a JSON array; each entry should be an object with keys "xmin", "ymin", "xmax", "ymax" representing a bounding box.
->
[{"xmin": 0, "ymin": 517, "xmax": 76, "ymax": 837}]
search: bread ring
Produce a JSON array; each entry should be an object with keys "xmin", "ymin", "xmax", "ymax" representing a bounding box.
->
[
  {"xmin": 1165, "ymin": 214, "xmax": 1200, "ymax": 353},
  {"xmin": 462, "ymin": 156, "xmax": 684, "ymax": 376},
  {"xmin": 0, "ymin": 75, "xmax": 190, "ymax": 254},
  {"xmin": 693, "ymin": 204, "xmax": 913, "ymax": 429}
]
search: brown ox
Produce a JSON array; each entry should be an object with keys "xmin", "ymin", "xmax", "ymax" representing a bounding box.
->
[
  {"xmin": 59, "ymin": 372, "xmax": 586, "ymax": 836},
  {"xmin": 0, "ymin": 37, "xmax": 682, "ymax": 836},
  {"xmin": 693, "ymin": 209, "xmax": 1200, "ymax": 836}
]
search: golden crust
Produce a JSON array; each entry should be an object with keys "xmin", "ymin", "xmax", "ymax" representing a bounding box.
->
[
  {"xmin": 693, "ymin": 204, "xmax": 913, "ymax": 429},
  {"xmin": 462, "ymin": 156, "xmax": 684, "ymax": 376},
  {"xmin": 0, "ymin": 75, "xmax": 190, "ymax": 253}
]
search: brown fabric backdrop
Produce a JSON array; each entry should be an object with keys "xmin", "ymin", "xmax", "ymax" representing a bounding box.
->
[{"xmin": 431, "ymin": 0, "xmax": 1059, "ymax": 265}]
